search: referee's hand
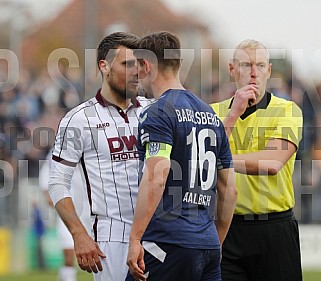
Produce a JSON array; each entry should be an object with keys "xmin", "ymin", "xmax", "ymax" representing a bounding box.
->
[
  {"xmin": 74, "ymin": 232, "xmax": 106, "ymax": 273},
  {"xmin": 232, "ymin": 84, "xmax": 259, "ymax": 115}
]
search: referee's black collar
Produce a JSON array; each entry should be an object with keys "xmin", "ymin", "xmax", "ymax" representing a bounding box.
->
[
  {"xmin": 96, "ymin": 89, "xmax": 141, "ymax": 109},
  {"xmin": 228, "ymin": 91, "xmax": 271, "ymax": 120}
]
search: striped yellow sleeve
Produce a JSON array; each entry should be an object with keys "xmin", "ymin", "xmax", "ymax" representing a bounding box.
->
[{"xmin": 146, "ymin": 142, "xmax": 172, "ymax": 159}]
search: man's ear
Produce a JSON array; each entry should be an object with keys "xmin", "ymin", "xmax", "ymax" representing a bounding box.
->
[
  {"xmin": 229, "ymin": 61, "xmax": 235, "ymax": 79},
  {"xmin": 142, "ymin": 59, "xmax": 151, "ymax": 74},
  {"xmin": 99, "ymin": 60, "xmax": 110, "ymax": 74},
  {"xmin": 138, "ymin": 59, "xmax": 151, "ymax": 79},
  {"xmin": 267, "ymin": 63, "xmax": 272, "ymax": 78}
]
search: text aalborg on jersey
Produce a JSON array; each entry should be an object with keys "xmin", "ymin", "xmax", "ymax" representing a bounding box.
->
[{"xmin": 175, "ymin": 108, "xmax": 220, "ymax": 126}]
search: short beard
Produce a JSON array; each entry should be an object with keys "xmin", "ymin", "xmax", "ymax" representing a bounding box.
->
[{"xmin": 109, "ymin": 81, "xmax": 137, "ymax": 100}]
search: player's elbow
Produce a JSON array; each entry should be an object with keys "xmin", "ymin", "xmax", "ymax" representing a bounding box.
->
[
  {"xmin": 268, "ymin": 168, "xmax": 278, "ymax": 176},
  {"xmin": 232, "ymin": 186, "xmax": 238, "ymax": 200},
  {"xmin": 256, "ymin": 159, "xmax": 284, "ymax": 176},
  {"xmin": 217, "ymin": 183, "xmax": 238, "ymax": 203},
  {"xmin": 151, "ymin": 178, "xmax": 166, "ymax": 192},
  {"xmin": 228, "ymin": 185, "xmax": 238, "ymax": 205},
  {"xmin": 267, "ymin": 162, "xmax": 284, "ymax": 175}
]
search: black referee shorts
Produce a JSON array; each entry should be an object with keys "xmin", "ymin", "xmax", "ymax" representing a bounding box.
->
[
  {"xmin": 221, "ymin": 209, "xmax": 302, "ymax": 281},
  {"xmin": 126, "ymin": 242, "xmax": 221, "ymax": 281}
]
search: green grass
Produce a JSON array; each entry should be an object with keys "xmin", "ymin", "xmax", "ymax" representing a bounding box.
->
[
  {"xmin": 0, "ymin": 270, "xmax": 93, "ymax": 281},
  {"xmin": 303, "ymin": 271, "xmax": 321, "ymax": 281},
  {"xmin": 0, "ymin": 270, "xmax": 320, "ymax": 281}
]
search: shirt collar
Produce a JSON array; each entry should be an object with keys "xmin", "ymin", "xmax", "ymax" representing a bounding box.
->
[
  {"xmin": 228, "ymin": 91, "xmax": 271, "ymax": 120},
  {"xmin": 95, "ymin": 89, "xmax": 141, "ymax": 109}
]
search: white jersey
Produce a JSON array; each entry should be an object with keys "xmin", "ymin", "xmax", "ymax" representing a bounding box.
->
[{"xmin": 51, "ymin": 90, "xmax": 152, "ymax": 242}]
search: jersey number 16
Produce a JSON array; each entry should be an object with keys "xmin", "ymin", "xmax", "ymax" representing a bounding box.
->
[{"xmin": 187, "ymin": 127, "xmax": 217, "ymax": 191}]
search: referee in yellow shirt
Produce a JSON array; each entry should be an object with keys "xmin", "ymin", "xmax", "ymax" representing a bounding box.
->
[{"xmin": 211, "ymin": 39, "xmax": 303, "ymax": 281}]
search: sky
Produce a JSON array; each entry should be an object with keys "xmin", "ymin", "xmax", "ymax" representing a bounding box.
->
[
  {"xmin": 15, "ymin": 0, "xmax": 321, "ymax": 83},
  {"xmin": 161, "ymin": 0, "xmax": 321, "ymax": 84}
]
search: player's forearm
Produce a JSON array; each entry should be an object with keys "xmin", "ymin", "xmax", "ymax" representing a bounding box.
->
[
  {"xmin": 130, "ymin": 174, "xmax": 165, "ymax": 242},
  {"xmin": 130, "ymin": 157, "xmax": 169, "ymax": 242},
  {"xmin": 215, "ymin": 220, "xmax": 231, "ymax": 246},
  {"xmin": 215, "ymin": 168, "xmax": 237, "ymax": 245},
  {"xmin": 55, "ymin": 197, "xmax": 87, "ymax": 237},
  {"xmin": 215, "ymin": 194, "xmax": 236, "ymax": 245},
  {"xmin": 56, "ymin": 200, "xmax": 105, "ymax": 274}
]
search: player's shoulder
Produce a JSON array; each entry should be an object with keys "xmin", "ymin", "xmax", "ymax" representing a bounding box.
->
[
  {"xmin": 163, "ymin": 89, "xmax": 204, "ymax": 108},
  {"xmin": 186, "ymin": 90, "xmax": 211, "ymax": 107},
  {"xmin": 139, "ymin": 97, "xmax": 157, "ymax": 113},
  {"xmin": 139, "ymin": 94, "xmax": 176, "ymax": 125},
  {"xmin": 137, "ymin": 97, "xmax": 157, "ymax": 123},
  {"xmin": 63, "ymin": 97, "xmax": 97, "ymax": 120},
  {"xmin": 136, "ymin": 96, "xmax": 155, "ymax": 108}
]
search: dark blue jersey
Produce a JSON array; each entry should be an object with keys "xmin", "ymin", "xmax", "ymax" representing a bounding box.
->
[{"xmin": 138, "ymin": 89, "xmax": 233, "ymax": 249}]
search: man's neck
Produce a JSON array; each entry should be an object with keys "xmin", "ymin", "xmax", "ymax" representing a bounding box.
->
[
  {"xmin": 100, "ymin": 83, "xmax": 130, "ymax": 109},
  {"xmin": 152, "ymin": 74, "xmax": 185, "ymax": 99}
]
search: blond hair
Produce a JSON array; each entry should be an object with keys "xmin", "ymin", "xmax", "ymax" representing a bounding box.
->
[{"xmin": 233, "ymin": 39, "xmax": 269, "ymax": 61}]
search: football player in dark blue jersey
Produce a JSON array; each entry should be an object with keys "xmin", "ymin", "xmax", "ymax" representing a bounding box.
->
[{"xmin": 126, "ymin": 31, "xmax": 237, "ymax": 281}]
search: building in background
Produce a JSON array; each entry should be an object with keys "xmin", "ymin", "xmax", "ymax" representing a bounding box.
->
[{"xmin": 19, "ymin": 0, "xmax": 217, "ymax": 100}]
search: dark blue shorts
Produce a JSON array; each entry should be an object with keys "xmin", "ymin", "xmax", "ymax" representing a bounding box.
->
[{"xmin": 126, "ymin": 242, "xmax": 221, "ymax": 281}]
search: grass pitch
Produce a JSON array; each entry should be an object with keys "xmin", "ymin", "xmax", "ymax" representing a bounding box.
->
[
  {"xmin": 0, "ymin": 270, "xmax": 320, "ymax": 280},
  {"xmin": 0, "ymin": 270, "xmax": 93, "ymax": 281}
]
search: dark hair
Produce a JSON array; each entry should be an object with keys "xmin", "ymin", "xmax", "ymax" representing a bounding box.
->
[
  {"xmin": 135, "ymin": 31, "xmax": 181, "ymax": 72},
  {"xmin": 96, "ymin": 32, "xmax": 139, "ymax": 68}
]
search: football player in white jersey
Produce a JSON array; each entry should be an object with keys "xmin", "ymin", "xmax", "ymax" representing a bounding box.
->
[
  {"xmin": 39, "ymin": 152, "xmax": 91, "ymax": 281},
  {"xmin": 48, "ymin": 32, "xmax": 152, "ymax": 281}
]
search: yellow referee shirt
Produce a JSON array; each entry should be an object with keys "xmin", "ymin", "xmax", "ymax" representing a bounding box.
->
[{"xmin": 211, "ymin": 92, "xmax": 303, "ymax": 214}]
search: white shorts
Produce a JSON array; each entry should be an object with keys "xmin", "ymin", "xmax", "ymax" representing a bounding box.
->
[{"xmin": 93, "ymin": 241, "xmax": 129, "ymax": 281}]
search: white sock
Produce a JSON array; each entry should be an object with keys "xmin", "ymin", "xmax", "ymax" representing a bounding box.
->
[{"xmin": 58, "ymin": 266, "xmax": 76, "ymax": 281}]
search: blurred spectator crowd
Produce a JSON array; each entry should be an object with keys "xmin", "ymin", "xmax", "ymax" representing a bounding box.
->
[
  {"xmin": 0, "ymin": 64, "xmax": 321, "ymax": 228},
  {"xmin": 0, "ymin": 66, "xmax": 84, "ymax": 227}
]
